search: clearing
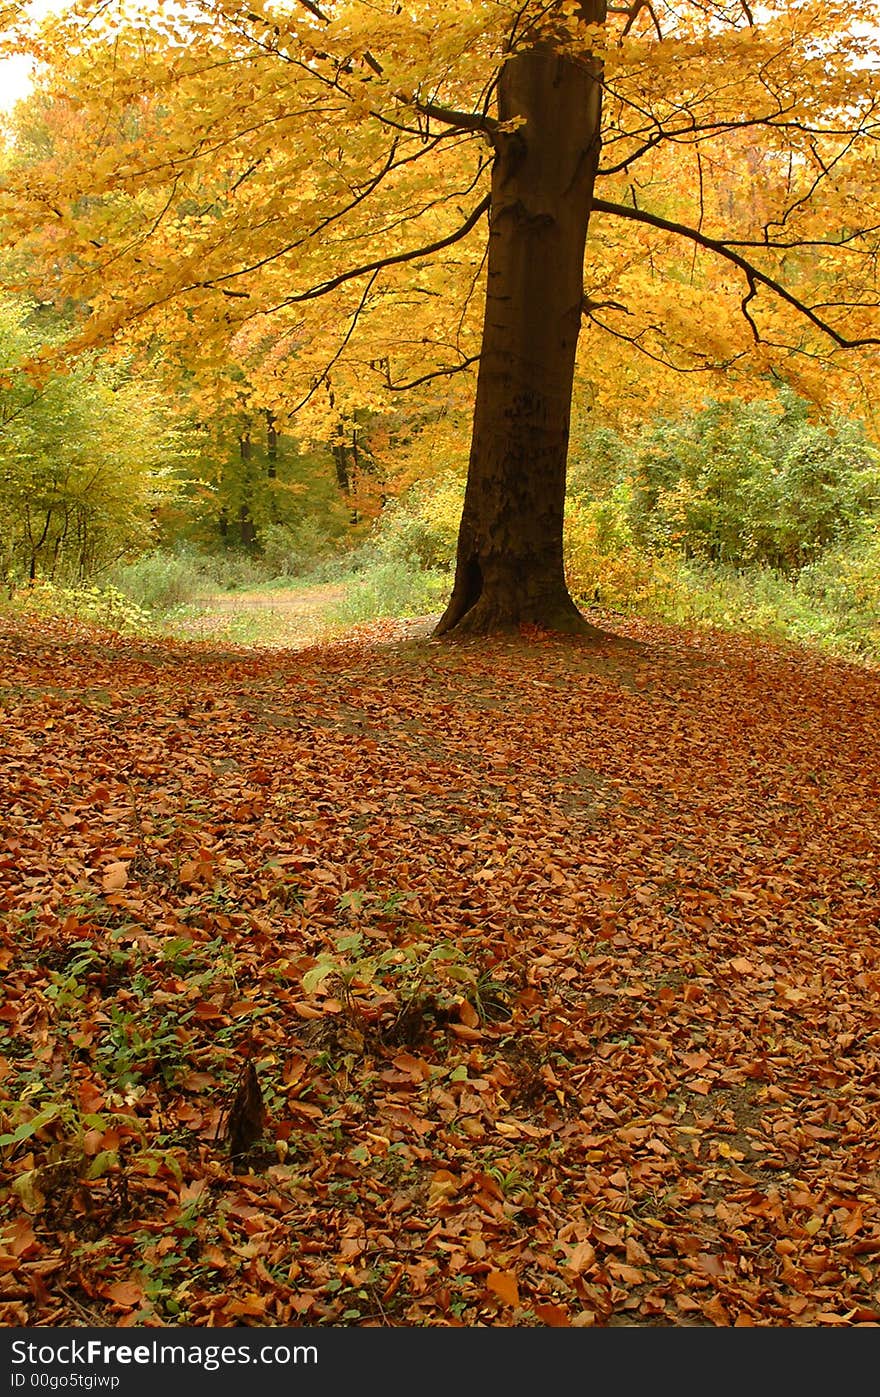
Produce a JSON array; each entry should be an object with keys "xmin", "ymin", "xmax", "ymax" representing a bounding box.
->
[{"xmin": 173, "ymin": 581, "xmax": 352, "ymax": 647}]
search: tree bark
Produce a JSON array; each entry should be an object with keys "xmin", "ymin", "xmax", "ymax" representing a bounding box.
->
[{"xmin": 435, "ymin": 3, "xmax": 607, "ymax": 638}]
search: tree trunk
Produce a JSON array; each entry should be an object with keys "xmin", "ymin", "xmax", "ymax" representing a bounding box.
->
[
  {"xmin": 266, "ymin": 411, "xmax": 278, "ymax": 478},
  {"xmin": 333, "ymin": 424, "xmax": 351, "ymax": 494},
  {"xmin": 435, "ymin": 3, "xmax": 607, "ymax": 638}
]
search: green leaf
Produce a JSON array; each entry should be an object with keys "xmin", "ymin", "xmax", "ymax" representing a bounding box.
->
[
  {"xmin": 303, "ymin": 960, "xmax": 336, "ymax": 994},
  {"xmin": 0, "ymin": 1104, "xmax": 62, "ymax": 1148},
  {"xmin": 85, "ymin": 1149, "xmax": 119, "ymax": 1179}
]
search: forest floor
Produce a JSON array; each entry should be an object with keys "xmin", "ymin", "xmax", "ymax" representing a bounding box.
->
[{"xmin": 1, "ymin": 608, "xmax": 879, "ymax": 1327}]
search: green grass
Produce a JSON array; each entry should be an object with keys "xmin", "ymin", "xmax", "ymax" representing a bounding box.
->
[{"xmin": 325, "ymin": 558, "xmax": 450, "ymax": 627}]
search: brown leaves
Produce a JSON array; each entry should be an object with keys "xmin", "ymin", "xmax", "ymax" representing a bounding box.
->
[
  {"xmin": 101, "ymin": 860, "xmax": 128, "ymax": 892},
  {"xmin": 486, "ymin": 1271, "xmax": 519, "ymax": 1308},
  {"xmin": 3, "ymin": 614, "xmax": 880, "ymax": 1328}
]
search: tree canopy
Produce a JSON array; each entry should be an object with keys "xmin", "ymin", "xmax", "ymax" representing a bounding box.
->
[{"xmin": 2, "ymin": 0, "xmax": 880, "ymax": 630}]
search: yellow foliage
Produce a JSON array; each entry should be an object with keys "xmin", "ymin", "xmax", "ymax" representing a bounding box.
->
[
  {"xmin": 2, "ymin": 0, "xmax": 879, "ymax": 436},
  {"xmin": 564, "ymin": 499, "xmax": 676, "ymax": 610}
]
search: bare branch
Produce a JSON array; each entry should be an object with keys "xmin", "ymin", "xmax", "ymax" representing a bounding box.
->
[
  {"xmin": 741, "ymin": 272, "xmax": 760, "ymax": 342},
  {"xmin": 384, "ymin": 354, "xmax": 481, "ymax": 392},
  {"xmin": 290, "ymin": 269, "xmax": 380, "ymax": 415},
  {"xmin": 582, "ymin": 295, "xmax": 630, "ymax": 316},
  {"xmin": 608, "ymin": 0, "xmax": 664, "ymax": 39}
]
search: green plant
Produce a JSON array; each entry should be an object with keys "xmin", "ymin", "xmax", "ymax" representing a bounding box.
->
[
  {"xmin": 373, "ymin": 475, "xmax": 464, "ymax": 571},
  {"xmin": 11, "ymin": 579, "xmax": 150, "ymax": 631},
  {"xmin": 625, "ymin": 393, "xmax": 879, "ymax": 572},
  {"xmin": 327, "ymin": 557, "xmax": 448, "ymax": 626},
  {"xmin": 111, "ymin": 549, "xmax": 209, "ymax": 611},
  {"xmin": 302, "ymin": 932, "xmax": 478, "ymax": 1040},
  {"xmin": 1, "ymin": 1082, "xmax": 141, "ymax": 1220},
  {"xmin": 96, "ymin": 1003, "xmax": 193, "ymax": 1087},
  {"xmin": 0, "ymin": 296, "xmax": 187, "ymax": 588}
]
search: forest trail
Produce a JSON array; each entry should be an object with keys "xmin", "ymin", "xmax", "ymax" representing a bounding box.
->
[{"xmin": 179, "ymin": 580, "xmax": 350, "ymax": 646}]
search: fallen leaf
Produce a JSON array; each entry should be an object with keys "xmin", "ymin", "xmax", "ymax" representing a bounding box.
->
[
  {"xmin": 101, "ymin": 861, "xmax": 128, "ymax": 892},
  {"xmin": 486, "ymin": 1270, "xmax": 519, "ymax": 1307}
]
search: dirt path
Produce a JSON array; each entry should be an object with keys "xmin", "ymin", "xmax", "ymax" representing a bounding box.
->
[
  {"xmin": 174, "ymin": 581, "xmax": 350, "ymax": 646},
  {"xmin": 199, "ymin": 582, "xmax": 348, "ymax": 614}
]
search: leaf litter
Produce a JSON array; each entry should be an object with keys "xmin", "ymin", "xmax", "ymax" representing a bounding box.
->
[{"xmin": 1, "ymin": 611, "xmax": 879, "ymax": 1327}]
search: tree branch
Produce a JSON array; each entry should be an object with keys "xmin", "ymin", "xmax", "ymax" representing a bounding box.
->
[
  {"xmin": 383, "ymin": 354, "xmax": 480, "ymax": 392},
  {"xmin": 268, "ymin": 194, "xmax": 491, "ymax": 310},
  {"xmin": 591, "ymin": 197, "xmax": 880, "ymax": 349},
  {"xmin": 411, "ymin": 99, "xmax": 498, "ymax": 137},
  {"xmin": 290, "ymin": 268, "xmax": 380, "ymax": 415}
]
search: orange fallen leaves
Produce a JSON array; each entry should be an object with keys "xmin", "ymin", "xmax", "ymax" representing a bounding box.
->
[
  {"xmin": 486, "ymin": 1271, "xmax": 520, "ymax": 1307},
  {"xmin": 101, "ymin": 861, "xmax": 128, "ymax": 892},
  {"xmin": 1, "ymin": 612, "xmax": 880, "ymax": 1328}
]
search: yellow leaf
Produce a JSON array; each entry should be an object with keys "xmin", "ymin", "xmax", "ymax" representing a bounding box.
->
[{"xmin": 11, "ymin": 1170, "xmax": 46, "ymax": 1215}]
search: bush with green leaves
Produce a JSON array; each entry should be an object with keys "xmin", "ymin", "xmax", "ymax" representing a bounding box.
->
[
  {"xmin": 794, "ymin": 526, "xmax": 880, "ymax": 653},
  {"xmin": 623, "ymin": 392, "xmax": 879, "ymax": 572},
  {"xmin": 259, "ymin": 518, "xmax": 335, "ymax": 576},
  {"xmin": 0, "ymin": 297, "xmax": 189, "ymax": 586},
  {"xmin": 371, "ymin": 474, "xmax": 464, "ymax": 570}
]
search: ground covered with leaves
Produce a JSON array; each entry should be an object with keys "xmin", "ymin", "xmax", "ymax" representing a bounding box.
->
[{"xmin": 1, "ymin": 610, "xmax": 879, "ymax": 1328}]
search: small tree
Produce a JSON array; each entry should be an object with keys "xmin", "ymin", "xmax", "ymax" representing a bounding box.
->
[{"xmin": 0, "ymin": 299, "xmax": 183, "ymax": 585}]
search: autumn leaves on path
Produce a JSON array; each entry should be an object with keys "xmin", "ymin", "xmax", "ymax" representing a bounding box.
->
[{"xmin": 1, "ymin": 613, "xmax": 879, "ymax": 1326}]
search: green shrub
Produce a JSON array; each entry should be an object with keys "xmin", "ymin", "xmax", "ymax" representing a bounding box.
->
[
  {"xmin": 327, "ymin": 558, "xmax": 449, "ymax": 626},
  {"xmin": 625, "ymin": 393, "xmax": 879, "ymax": 571},
  {"xmin": 373, "ymin": 475, "xmax": 463, "ymax": 570},
  {"xmin": 564, "ymin": 483, "xmax": 676, "ymax": 610},
  {"xmin": 795, "ymin": 528, "xmax": 880, "ymax": 654},
  {"xmin": 199, "ymin": 551, "xmax": 270, "ymax": 592},
  {"xmin": 259, "ymin": 519, "xmax": 333, "ymax": 577},
  {"xmin": 111, "ymin": 550, "xmax": 208, "ymax": 611}
]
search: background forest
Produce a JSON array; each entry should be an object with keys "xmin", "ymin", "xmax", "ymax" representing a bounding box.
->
[
  {"xmin": 2, "ymin": 284, "xmax": 878, "ymax": 658},
  {"xmin": 0, "ymin": 0, "xmax": 878, "ymax": 656}
]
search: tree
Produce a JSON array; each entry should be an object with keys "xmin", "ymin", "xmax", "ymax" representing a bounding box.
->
[
  {"xmin": 0, "ymin": 297, "xmax": 184, "ymax": 584},
  {"xmin": 3, "ymin": 0, "xmax": 880, "ymax": 633}
]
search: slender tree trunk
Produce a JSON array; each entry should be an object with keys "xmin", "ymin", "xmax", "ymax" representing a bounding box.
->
[
  {"xmin": 332, "ymin": 423, "xmax": 351, "ymax": 494},
  {"xmin": 266, "ymin": 411, "xmax": 278, "ymax": 478},
  {"xmin": 435, "ymin": 3, "xmax": 607, "ymax": 637}
]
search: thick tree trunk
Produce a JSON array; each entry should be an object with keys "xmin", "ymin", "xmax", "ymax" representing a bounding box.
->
[{"xmin": 435, "ymin": 4, "xmax": 606, "ymax": 638}]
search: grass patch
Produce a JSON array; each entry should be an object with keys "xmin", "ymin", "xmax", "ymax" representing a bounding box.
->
[{"xmin": 325, "ymin": 558, "xmax": 449, "ymax": 627}]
